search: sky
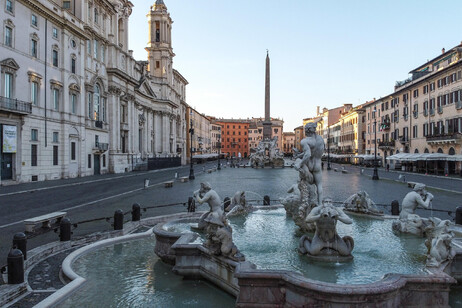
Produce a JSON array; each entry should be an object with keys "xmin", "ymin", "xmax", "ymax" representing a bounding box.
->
[{"xmin": 128, "ymin": 0, "xmax": 462, "ymax": 131}]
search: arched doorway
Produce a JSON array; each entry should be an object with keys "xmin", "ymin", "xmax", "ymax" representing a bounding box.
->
[
  {"xmin": 424, "ymin": 148, "xmax": 429, "ymax": 153},
  {"xmin": 437, "ymin": 148, "xmax": 443, "ymax": 153}
]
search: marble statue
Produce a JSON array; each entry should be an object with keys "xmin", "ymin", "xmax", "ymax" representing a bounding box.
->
[
  {"xmin": 193, "ymin": 183, "xmax": 245, "ymax": 261},
  {"xmin": 299, "ymin": 198, "xmax": 354, "ymax": 258},
  {"xmin": 343, "ymin": 191, "xmax": 383, "ymax": 216},
  {"xmin": 392, "ymin": 183, "xmax": 435, "ymax": 236},
  {"xmin": 194, "ymin": 182, "xmax": 225, "ymax": 230},
  {"xmin": 249, "ymin": 137, "xmax": 284, "ymax": 168},
  {"xmin": 282, "ymin": 123, "xmax": 324, "ymax": 232},
  {"xmin": 294, "ymin": 122, "xmax": 324, "ymax": 205},
  {"xmin": 425, "ymin": 219, "xmax": 454, "ymax": 267},
  {"xmin": 226, "ymin": 191, "xmax": 253, "ymax": 217}
]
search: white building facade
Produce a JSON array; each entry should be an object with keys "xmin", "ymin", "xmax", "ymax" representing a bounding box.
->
[{"xmin": 0, "ymin": 0, "xmax": 187, "ymax": 183}]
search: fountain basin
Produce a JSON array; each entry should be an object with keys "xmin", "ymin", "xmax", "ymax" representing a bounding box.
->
[{"xmin": 153, "ymin": 209, "xmax": 456, "ymax": 307}]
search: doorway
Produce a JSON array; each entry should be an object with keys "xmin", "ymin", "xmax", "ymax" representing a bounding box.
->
[{"xmin": 94, "ymin": 154, "xmax": 100, "ymax": 175}]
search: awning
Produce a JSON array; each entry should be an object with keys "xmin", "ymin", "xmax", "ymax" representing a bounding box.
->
[{"xmin": 386, "ymin": 153, "xmax": 462, "ymax": 162}]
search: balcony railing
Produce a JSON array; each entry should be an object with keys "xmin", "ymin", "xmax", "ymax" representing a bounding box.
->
[
  {"xmin": 426, "ymin": 132, "xmax": 462, "ymax": 143},
  {"xmin": 94, "ymin": 142, "xmax": 109, "ymax": 152},
  {"xmin": 378, "ymin": 141, "xmax": 395, "ymax": 148},
  {"xmin": 0, "ymin": 96, "xmax": 32, "ymax": 115},
  {"xmin": 399, "ymin": 136, "xmax": 409, "ymax": 144}
]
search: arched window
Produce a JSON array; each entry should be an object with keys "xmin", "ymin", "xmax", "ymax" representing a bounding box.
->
[
  {"xmin": 424, "ymin": 148, "xmax": 429, "ymax": 153},
  {"xmin": 449, "ymin": 147, "xmax": 455, "ymax": 155},
  {"xmin": 437, "ymin": 148, "xmax": 443, "ymax": 154},
  {"xmin": 93, "ymin": 84, "xmax": 100, "ymax": 120},
  {"xmin": 414, "ymin": 149, "xmax": 419, "ymax": 153}
]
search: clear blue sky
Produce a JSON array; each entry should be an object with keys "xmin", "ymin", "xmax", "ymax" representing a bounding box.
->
[{"xmin": 129, "ymin": 0, "xmax": 462, "ymax": 131}]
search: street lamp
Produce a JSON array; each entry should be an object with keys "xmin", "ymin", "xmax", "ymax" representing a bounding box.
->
[
  {"xmin": 327, "ymin": 127, "xmax": 332, "ymax": 170},
  {"xmin": 189, "ymin": 113, "xmax": 195, "ymax": 180},
  {"xmin": 217, "ymin": 132, "xmax": 221, "ymax": 170},
  {"xmin": 372, "ymin": 116, "xmax": 379, "ymax": 180}
]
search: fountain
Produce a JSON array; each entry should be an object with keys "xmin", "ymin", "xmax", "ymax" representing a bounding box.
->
[{"xmin": 31, "ymin": 122, "xmax": 461, "ymax": 307}]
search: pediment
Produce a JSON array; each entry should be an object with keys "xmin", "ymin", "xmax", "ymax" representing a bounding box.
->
[
  {"xmin": 0, "ymin": 58, "xmax": 20, "ymax": 71},
  {"xmin": 137, "ymin": 77, "xmax": 157, "ymax": 98}
]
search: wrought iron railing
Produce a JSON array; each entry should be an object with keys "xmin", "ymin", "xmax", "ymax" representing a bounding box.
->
[
  {"xmin": 426, "ymin": 132, "xmax": 462, "ymax": 142},
  {"xmin": 0, "ymin": 96, "xmax": 32, "ymax": 114},
  {"xmin": 95, "ymin": 142, "xmax": 109, "ymax": 151}
]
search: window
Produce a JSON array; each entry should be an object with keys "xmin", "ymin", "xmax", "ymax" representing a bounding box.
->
[
  {"xmin": 31, "ymin": 129, "xmax": 38, "ymax": 141},
  {"xmin": 31, "ymin": 81, "xmax": 38, "ymax": 105},
  {"xmin": 71, "ymin": 142, "xmax": 76, "ymax": 160},
  {"xmin": 31, "ymin": 14, "xmax": 37, "ymax": 27},
  {"xmin": 88, "ymin": 154, "xmax": 91, "ymax": 168},
  {"xmin": 71, "ymin": 57, "xmax": 76, "ymax": 73},
  {"xmin": 430, "ymin": 82, "xmax": 435, "ymax": 91},
  {"xmin": 93, "ymin": 85, "xmax": 100, "ymax": 120},
  {"xmin": 4, "ymin": 72, "xmax": 13, "ymax": 98},
  {"xmin": 52, "ymin": 49, "xmax": 58, "ymax": 67},
  {"xmin": 53, "ymin": 146, "xmax": 58, "ymax": 165},
  {"xmin": 71, "ymin": 93, "xmax": 77, "ymax": 114},
  {"xmin": 87, "ymin": 93, "xmax": 92, "ymax": 118},
  {"xmin": 52, "ymin": 132, "xmax": 58, "ymax": 143},
  {"xmin": 423, "ymin": 85, "xmax": 428, "ymax": 94},
  {"xmin": 94, "ymin": 8, "xmax": 98, "ymax": 24},
  {"xmin": 102, "ymin": 154, "xmax": 106, "ymax": 167},
  {"xmin": 52, "ymin": 88, "xmax": 59, "ymax": 110},
  {"xmin": 52, "ymin": 27, "xmax": 58, "ymax": 39},
  {"xmin": 6, "ymin": 0, "xmax": 13, "ymax": 13},
  {"xmin": 413, "ymin": 89, "xmax": 418, "ymax": 98},
  {"xmin": 31, "ymin": 39, "xmax": 37, "ymax": 57},
  {"xmin": 86, "ymin": 40, "xmax": 91, "ymax": 54},
  {"xmin": 101, "ymin": 45, "xmax": 105, "ymax": 62},
  {"xmin": 5, "ymin": 26, "xmax": 12, "ymax": 47},
  {"xmin": 63, "ymin": 1, "xmax": 71, "ymax": 9},
  {"xmin": 93, "ymin": 39, "xmax": 98, "ymax": 59},
  {"xmin": 102, "ymin": 97, "xmax": 106, "ymax": 122},
  {"xmin": 412, "ymin": 125, "xmax": 418, "ymax": 138},
  {"xmin": 31, "ymin": 145, "xmax": 37, "ymax": 166}
]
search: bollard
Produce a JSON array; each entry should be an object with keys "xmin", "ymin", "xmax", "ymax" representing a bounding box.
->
[
  {"xmin": 114, "ymin": 209, "xmax": 124, "ymax": 230},
  {"xmin": 187, "ymin": 197, "xmax": 196, "ymax": 213},
  {"xmin": 456, "ymin": 207, "xmax": 462, "ymax": 225},
  {"xmin": 391, "ymin": 200, "xmax": 400, "ymax": 216},
  {"xmin": 13, "ymin": 233, "xmax": 27, "ymax": 260},
  {"xmin": 59, "ymin": 218, "xmax": 72, "ymax": 242},
  {"xmin": 263, "ymin": 195, "xmax": 270, "ymax": 206},
  {"xmin": 132, "ymin": 203, "xmax": 141, "ymax": 221},
  {"xmin": 144, "ymin": 178, "xmax": 150, "ymax": 189},
  {"xmin": 224, "ymin": 197, "xmax": 231, "ymax": 211},
  {"xmin": 7, "ymin": 248, "xmax": 24, "ymax": 284}
]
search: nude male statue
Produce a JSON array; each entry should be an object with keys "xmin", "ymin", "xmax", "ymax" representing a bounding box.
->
[
  {"xmin": 193, "ymin": 182, "xmax": 225, "ymax": 228},
  {"xmin": 400, "ymin": 183, "xmax": 434, "ymax": 220},
  {"xmin": 294, "ymin": 122, "xmax": 325, "ymax": 204}
]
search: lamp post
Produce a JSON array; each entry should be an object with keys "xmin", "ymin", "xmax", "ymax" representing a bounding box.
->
[
  {"xmin": 327, "ymin": 127, "xmax": 331, "ymax": 170},
  {"xmin": 372, "ymin": 116, "xmax": 379, "ymax": 180},
  {"xmin": 217, "ymin": 132, "xmax": 221, "ymax": 170},
  {"xmin": 189, "ymin": 113, "xmax": 195, "ymax": 180}
]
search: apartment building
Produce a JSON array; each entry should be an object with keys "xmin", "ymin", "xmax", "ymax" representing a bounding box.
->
[
  {"xmin": 247, "ymin": 117, "xmax": 283, "ymax": 151},
  {"xmin": 282, "ymin": 132, "xmax": 295, "ymax": 155},
  {"xmin": 216, "ymin": 119, "xmax": 249, "ymax": 158},
  {"xmin": 186, "ymin": 107, "xmax": 211, "ymax": 158}
]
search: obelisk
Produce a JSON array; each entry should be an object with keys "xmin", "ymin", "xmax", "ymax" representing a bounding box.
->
[{"xmin": 262, "ymin": 50, "xmax": 272, "ymax": 140}]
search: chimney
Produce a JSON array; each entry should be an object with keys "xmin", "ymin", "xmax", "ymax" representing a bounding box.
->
[
  {"xmin": 316, "ymin": 106, "xmax": 320, "ymax": 115},
  {"xmin": 442, "ymin": 48, "xmax": 445, "ymax": 54}
]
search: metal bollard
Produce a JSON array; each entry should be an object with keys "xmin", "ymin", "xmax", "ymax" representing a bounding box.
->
[
  {"xmin": 59, "ymin": 218, "xmax": 72, "ymax": 242},
  {"xmin": 391, "ymin": 200, "xmax": 400, "ymax": 216},
  {"xmin": 224, "ymin": 197, "xmax": 231, "ymax": 211},
  {"xmin": 187, "ymin": 197, "xmax": 196, "ymax": 212},
  {"xmin": 114, "ymin": 209, "xmax": 124, "ymax": 230},
  {"xmin": 7, "ymin": 248, "xmax": 24, "ymax": 284},
  {"xmin": 12, "ymin": 233, "xmax": 27, "ymax": 261},
  {"xmin": 144, "ymin": 178, "xmax": 150, "ymax": 189},
  {"xmin": 132, "ymin": 203, "xmax": 141, "ymax": 221},
  {"xmin": 263, "ymin": 195, "xmax": 270, "ymax": 206},
  {"xmin": 456, "ymin": 207, "xmax": 462, "ymax": 225}
]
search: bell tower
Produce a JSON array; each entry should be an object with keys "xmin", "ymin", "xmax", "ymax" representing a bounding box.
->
[{"xmin": 146, "ymin": 0, "xmax": 175, "ymax": 80}]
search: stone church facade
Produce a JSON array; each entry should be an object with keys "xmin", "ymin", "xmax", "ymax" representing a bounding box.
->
[{"xmin": 0, "ymin": 0, "xmax": 187, "ymax": 184}]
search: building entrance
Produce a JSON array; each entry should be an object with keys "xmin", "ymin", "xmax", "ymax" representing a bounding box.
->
[{"xmin": 1, "ymin": 124, "xmax": 14, "ymax": 180}]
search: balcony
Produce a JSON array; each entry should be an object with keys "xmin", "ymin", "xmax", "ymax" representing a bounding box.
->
[
  {"xmin": 399, "ymin": 136, "xmax": 409, "ymax": 145},
  {"xmin": 426, "ymin": 132, "xmax": 462, "ymax": 144},
  {"xmin": 0, "ymin": 96, "xmax": 32, "ymax": 115},
  {"xmin": 403, "ymin": 114, "xmax": 408, "ymax": 121},
  {"xmin": 378, "ymin": 140, "xmax": 395, "ymax": 149},
  {"xmin": 380, "ymin": 121, "xmax": 390, "ymax": 131},
  {"xmin": 93, "ymin": 141, "xmax": 109, "ymax": 153}
]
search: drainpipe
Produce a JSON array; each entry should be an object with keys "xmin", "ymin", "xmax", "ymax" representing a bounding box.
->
[{"xmin": 44, "ymin": 19, "xmax": 48, "ymax": 147}]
